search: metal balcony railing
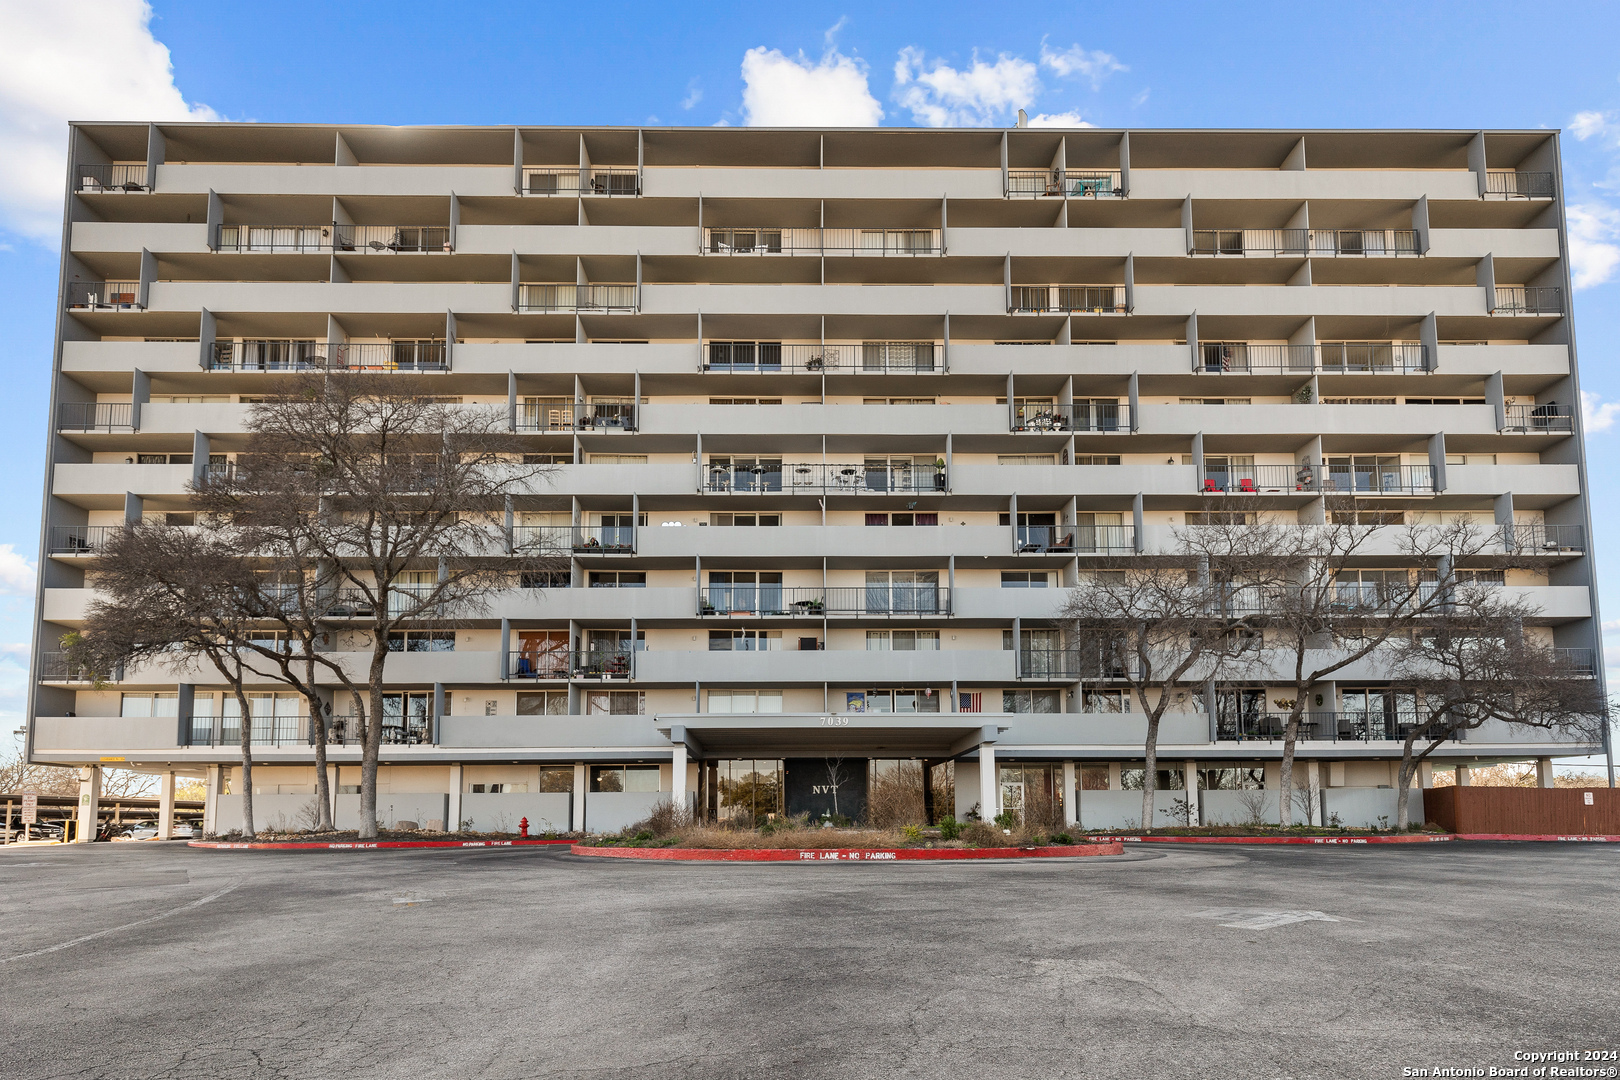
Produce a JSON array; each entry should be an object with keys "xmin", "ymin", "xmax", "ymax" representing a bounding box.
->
[
  {"xmin": 1500, "ymin": 523, "xmax": 1584, "ymax": 553},
  {"xmin": 57, "ymin": 402, "xmax": 134, "ymax": 431},
  {"xmin": 1005, "ymin": 168, "xmax": 1123, "ymax": 198},
  {"xmin": 49, "ymin": 525, "xmax": 125, "ymax": 554},
  {"xmin": 1484, "ymin": 170, "xmax": 1556, "ymax": 198},
  {"xmin": 1501, "ymin": 404, "xmax": 1574, "ymax": 433},
  {"xmin": 706, "ymin": 462, "xmax": 947, "ymax": 494},
  {"xmin": 515, "ymin": 402, "xmax": 636, "ymax": 432},
  {"xmin": 333, "ymin": 225, "xmax": 451, "ymax": 253},
  {"xmin": 518, "ymin": 284, "xmax": 638, "ymax": 312},
  {"xmin": 317, "ymin": 585, "xmax": 446, "ymax": 619},
  {"xmin": 1323, "ymin": 464, "xmax": 1435, "ymax": 495},
  {"xmin": 1492, "ymin": 286, "xmax": 1564, "ymax": 315},
  {"xmin": 699, "ymin": 586, "xmax": 827, "ymax": 616},
  {"xmin": 702, "ymin": 228, "xmax": 941, "ymax": 255},
  {"xmin": 522, "ymin": 167, "xmax": 641, "ymax": 196},
  {"xmin": 507, "ymin": 649, "xmax": 575, "ymax": 680},
  {"xmin": 1552, "ymin": 648, "xmax": 1597, "ymax": 678},
  {"xmin": 1199, "ymin": 464, "xmax": 1321, "ymax": 494},
  {"xmin": 1016, "ymin": 525, "xmax": 1136, "ymax": 555},
  {"xmin": 513, "ymin": 524, "xmax": 636, "ymax": 554},
  {"xmin": 1191, "ymin": 229, "xmax": 1419, "ymax": 256},
  {"xmin": 216, "ymin": 224, "xmax": 334, "ymax": 253},
  {"xmin": 1017, "ymin": 649, "xmax": 1082, "ymax": 679},
  {"xmin": 209, "ymin": 340, "xmax": 329, "ymax": 371},
  {"xmin": 316, "ymin": 718, "xmax": 432, "ymax": 746},
  {"xmin": 186, "ymin": 715, "xmax": 311, "ymax": 748},
  {"xmin": 37, "ymin": 652, "xmax": 118, "ymax": 682},
  {"xmin": 66, "ymin": 281, "xmax": 140, "ymax": 309},
  {"xmin": 1196, "ymin": 342, "xmax": 1430, "ymax": 374},
  {"xmin": 561, "ymin": 647, "xmax": 637, "ymax": 679},
  {"xmin": 700, "ymin": 342, "xmax": 939, "ymax": 373},
  {"xmin": 334, "ymin": 342, "xmax": 448, "ymax": 372},
  {"xmin": 1010, "ymin": 285, "xmax": 1128, "ymax": 314},
  {"xmin": 76, "ymin": 164, "xmax": 149, "ymax": 192},
  {"xmin": 1011, "ymin": 402, "xmax": 1129, "ymax": 432}
]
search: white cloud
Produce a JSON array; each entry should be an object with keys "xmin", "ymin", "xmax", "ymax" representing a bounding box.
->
[
  {"xmin": 0, "ymin": 0, "xmax": 217, "ymax": 242},
  {"xmin": 1582, "ymin": 390, "xmax": 1620, "ymax": 433},
  {"xmin": 1570, "ymin": 111, "xmax": 1609, "ymax": 141},
  {"xmin": 0, "ymin": 546, "xmax": 35, "ymax": 596},
  {"xmin": 1038, "ymin": 39, "xmax": 1127, "ymax": 90},
  {"xmin": 740, "ymin": 46, "xmax": 882, "ymax": 126},
  {"xmin": 1026, "ymin": 112, "xmax": 1091, "ymax": 129},
  {"xmin": 893, "ymin": 47, "xmax": 1039, "ymax": 127},
  {"xmin": 681, "ymin": 80, "xmax": 702, "ymax": 110},
  {"xmin": 1566, "ymin": 202, "xmax": 1620, "ymax": 289}
]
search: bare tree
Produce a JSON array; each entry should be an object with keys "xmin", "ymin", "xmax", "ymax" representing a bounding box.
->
[
  {"xmin": 1, "ymin": 745, "xmax": 157, "ymax": 798},
  {"xmin": 201, "ymin": 371, "xmax": 556, "ymax": 839},
  {"xmin": 70, "ymin": 526, "xmax": 270, "ymax": 836},
  {"xmin": 1062, "ymin": 516, "xmax": 1277, "ymax": 833},
  {"xmin": 1385, "ymin": 585, "xmax": 1606, "ymax": 828},
  {"xmin": 1247, "ymin": 508, "xmax": 1511, "ymax": 826}
]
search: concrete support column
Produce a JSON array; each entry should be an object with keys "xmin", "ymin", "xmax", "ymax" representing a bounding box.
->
[
  {"xmin": 447, "ymin": 764, "xmax": 463, "ymax": 832},
  {"xmin": 1107, "ymin": 761, "xmax": 1122, "ymax": 791},
  {"xmin": 573, "ymin": 762, "xmax": 588, "ymax": 832},
  {"xmin": 75, "ymin": 766, "xmax": 102, "ymax": 843},
  {"xmin": 978, "ymin": 744, "xmax": 998, "ymax": 820},
  {"xmin": 1537, "ymin": 758, "xmax": 1556, "ymax": 789},
  {"xmin": 1062, "ymin": 760, "xmax": 1077, "ymax": 827},
  {"xmin": 1419, "ymin": 760, "xmax": 1434, "ymax": 788},
  {"xmin": 671, "ymin": 741, "xmax": 688, "ymax": 812},
  {"xmin": 158, "ymin": 771, "xmax": 176, "ymax": 840},
  {"xmin": 1183, "ymin": 761, "xmax": 1200, "ymax": 826},
  {"xmin": 1306, "ymin": 761, "xmax": 1322, "ymax": 827},
  {"xmin": 203, "ymin": 765, "xmax": 221, "ymax": 835},
  {"xmin": 1457, "ymin": 765, "xmax": 1472, "ymax": 787}
]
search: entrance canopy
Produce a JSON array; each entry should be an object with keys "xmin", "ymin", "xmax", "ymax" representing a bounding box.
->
[{"xmin": 655, "ymin": 713, "xmax": 1007, "ymax": 758}]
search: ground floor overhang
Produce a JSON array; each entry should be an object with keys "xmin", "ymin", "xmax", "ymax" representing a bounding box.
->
[{"xmin": 655, "ymin": 714, "xmax": 1007, "ymax": 758}]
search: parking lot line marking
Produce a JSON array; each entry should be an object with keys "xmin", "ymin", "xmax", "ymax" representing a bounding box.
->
[
  {"xmin": 1190, "ymin": 908, "xmax": 1345, "ymax": 930},
  {"xmin": 0, "ymin": 879, "xmax": 242, "ymax": 965}
]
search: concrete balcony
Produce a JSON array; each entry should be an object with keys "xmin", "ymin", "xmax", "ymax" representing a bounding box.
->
[
  {"xmin": 1138, "ymin": 402, "xmax": 1493, "ymax": 438},
  {"xmin": 154, "ymin": 162, "xmax": 516, "ymax": 198},
  {"xmin": 1134, "ymin": 284, "xmax": 1486, "ymax": 319},
  {"xmin": 456, "ymin": 342, "xmax": 699, "ymax": 376},
  {"xmin": 531, "ymin": 464, "xmax": 697, "ymax": 498},
  {"xmin": 146, "ymin": 281, "xmax": 509, "ymax": 315},
  {"xmin": 458, "ymin": 224, "xmax": 697, "ymax": 257},
  {"xmin": 137, "ymin": 401, "xmax": 252, "ymax": 434},
  {"xmin": 1426, "ymin": 228, "xmax": 1561, "ymax": 260},
  {"xmin": 948, "ymin": 343, "xmax": 1187, "ymax": 377},
  {"xmin": 632, "ymin": 648, "xmax": 1014, "ymax": 685},
  {"xmin": 636, "ymin": 524, "xmax": 1013, "ymax": 561},
  {"xmin": 439, "ymin": 713, "xmax": 666, "ymax": 750},
  {"xmin": 1128, "ymin": 169, "xmax": 1480, "ymax": 202},
  {"xmin": 1434, "ymin": 344, "xmax": 1569, "ymax": 378},
  {"xmin": 642, "ymin": 283, "xmax": 1003, "ymax": 317},
  {"xmin": 643, "ymin": 167, "xmax": 1003, "ymax": 201},
  {"xmin": 70, "ymin": 221, "xmax": 211, "ymax": 254},
  {"xmin": 62, "ymin": 340, "xmax": 206, "ymax": 374},
  {"xmin": 32, "ymin": 715, "xmax": 187, "ymax": 755},
  {"xmin": 53, "ymin": 462, "xmax": 194, "ymax": 499},
  {"xmin": 1444, "ymin": 463, "xmax": 1580, "ymax": 500},
  {"xmin": 950, "ymin": 463, "xmax": 1195, "ymax": 498},
  {"xmin": 638, "ymin": 403, "xmax": 998, "ymax": 438},
  {"xmin": 946, "ymin": 227, "xmax": 1183, "ymax": 258}
]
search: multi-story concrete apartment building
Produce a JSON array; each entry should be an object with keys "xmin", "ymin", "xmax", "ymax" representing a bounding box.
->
[{"xmin": 28, "ymin": 122, "xmax": 1605, "ymax": 836}]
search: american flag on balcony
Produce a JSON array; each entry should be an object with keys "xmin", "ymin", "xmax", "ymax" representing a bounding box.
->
[{"xmin": 958, "ymin": 692, "xmax": 982, "ymax": 713}]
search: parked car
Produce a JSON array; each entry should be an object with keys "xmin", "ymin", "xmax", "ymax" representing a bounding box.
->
[{"xmin": 128, "ymin": 823, "xmax": 196, "ymax": 840}]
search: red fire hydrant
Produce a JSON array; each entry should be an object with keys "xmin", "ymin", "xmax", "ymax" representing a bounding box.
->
[{"xmin": 519, "ymin": 817, "xmax": 529, "ymax": 838}]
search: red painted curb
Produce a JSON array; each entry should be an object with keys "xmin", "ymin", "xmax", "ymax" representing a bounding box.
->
[
  {"xmin": 1455, "ymin": 834, "xmax": 1620, "ymax": 842},
  {"xmin": 569, "ymin": 842, "xmax": 1125, "ymax": 861},
  {"xmin": 187, "ymin": 838, "xmax": 575, "ymax": 850},
  {"xmin": 1091, "ymin": 834, "xmax": 1456, "ymax": 845}
]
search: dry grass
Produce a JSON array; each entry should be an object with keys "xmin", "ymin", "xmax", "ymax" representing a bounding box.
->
[{"xmin": 865, "ymin": 761, "xmax": 956, "ymax": 827}]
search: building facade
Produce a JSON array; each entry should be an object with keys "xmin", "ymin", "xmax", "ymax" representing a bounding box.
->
[{"xmin": 29, "ymin": 123, "xmax": 1605, "ymax": 835}]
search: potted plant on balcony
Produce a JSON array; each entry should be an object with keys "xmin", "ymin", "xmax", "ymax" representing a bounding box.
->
[{"xmin": 933, "ymin": 458, "xmax": 946, "ymax": 490}]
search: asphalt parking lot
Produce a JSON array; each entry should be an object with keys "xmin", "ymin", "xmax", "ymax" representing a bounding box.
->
[{"xmin": 0, "ymin": 841, "xmax": 1615, "ymax": 1080}]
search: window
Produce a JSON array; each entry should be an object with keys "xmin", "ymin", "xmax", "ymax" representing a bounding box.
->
[
  {"xmin": 120, "ymin": 693, "xmax": 178, "ymax": 717},
  {"xmin": 1123, "ymin": 768, "xmax": 1186, "ymax": 790},
  {"xmin": 866, "ymin": 513, "xmax": 938, "ymax": 526},
  {"xmin": 708, "ymin": 690, "xmax": 784, "ymax": 714},
  {"xmin": 590, "ymin": 765, "xmax": 661, "ymax": 793},
  {"xmin": 709, "ymin": 397, "xmax": 782, "ymax": 406},
  {"xmin": 1410, "ymin": 399, "xmax": 1487, "ymax": 406},
  {"xmin": 589, "ymin": 454, "xmax": 648, "ymax": 465},
  {"xmin": 386, "ymin": 630, "xmax": 456, "ymax": 652},
  {"xmin": 1082, "ymin": 689, "xmax": 1131, "ymax": 713},
  {"xmin": 523, "ymin": 453, "xmax": 573, "ymax": 465},
  {"xmin": 705, "ymin": 572, "xmax": 784, "ymax": 613},
  {"xmin": 864, "ymin": 570, "xmax": 941, "ymax": 612},
  {"xmin": 521, "ymin": 570, "xmax": 571, "ymax": 589},
  {"xmin": 1179, "ymin": 397, "xmax": 1252, "ymax": 405},
  {"xmin": 998, "ymin": 454, "xmax": 1057, "ymax": 465},
  {"xmin": 1321, "ymin": 397, "xmax": 1398, "ymax": 406},
  {"xmin": 585, "ymin": 691, "xmax": 644, "ymax": 715},
  {"xmin": 516, "ymin": 691, "xmax": 568, "ymax": 716},
  {"xmin": 1000, "ymin": 571, "xmax": 1050, "ymax": 588},
  {"xmin": 846, "ymin": 689, "xmax": 942, "ymax": 713},
  {"xmin": 1198, "ymin": 767, "xmax": 1265, "ymax": 790},
  {"xmin": 1079, "ymin": 764, "xmax": 1110, "ymax": 791},
  {"xmin": 710, "ymin": 513, "xmax": 781, "ymax": 526},
  {"xmin": 470, "ymin": 782, "xmax": 528, "ymax": 794},
  {"xmin": 1002, "ymin": 689, "xmax": 1061, "ymax": 713},
  {"xmin": 1074, "ymin": 455, "xmax": 1121, "ymax": 466},
  {"xmin": 136, "ymin": 453, "xmax": 192, "ymax": 465},
  {"xmin": 708, "ymin": 629, "xmax": 783, "ymax": 651},
  {"xmin": 589, "ymin": 571, "xmax": 646, "ymax": 588},
  {"xmin": 707, "ymin": 456, "xmax": 784, "ymax": 492},
  {"xmin": 866, "ymin": 630, "xmax": 940, "ymax": 651},
  {"xmin": 1184, "ymin": 511, "xmax": 1256, "ymax": 526},
  {"xmin": 864, "ymin": 397, "xmax": 936, "ymax": 405},
  {"xmin": 538, "ymin": 767, "xmax": 574, "ymax": 793},
  {"xmin": 1330, "ymin": 510, "xmax": 1405, "ymax": 526}
]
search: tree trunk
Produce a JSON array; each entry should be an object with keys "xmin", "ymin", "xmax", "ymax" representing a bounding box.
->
[
  {"xmin": 230, "ymin": 682, "xmax": 255, "ymax": 838},
  {"xmin": 1141, "ymin": 712, "xmax": 1162, "ymax": 833},
  {"xmin": 359, "ymin": 649, "xmax": 387, "ymax": 839},
  {"xmin": 1277, "ymin": 701, "xmax": 1306, "ymax": 827},
  {"xmin": 304, "ymin": 686, "xmax": 334, "ymax": 832},
  {"xmin": 1395, "ymin": 734, "xmax": 1421, "ymax": 830}
]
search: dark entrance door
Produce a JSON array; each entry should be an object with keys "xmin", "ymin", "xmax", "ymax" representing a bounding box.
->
[{"xmin": 783, "ymin": 758, "xmax": 869, "ymax": 821}]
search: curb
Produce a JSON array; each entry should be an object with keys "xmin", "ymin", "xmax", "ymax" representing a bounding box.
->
[
  {"xmin": 187, "ymin": 838, "xmax": 575, "ymax": 851},
  {"xmin": 568, "ymin": 842, "xmax": 1125, "ymax": 862},
  {"xmin": 1455, "ymin": 834, "xmax": 1620, "ymax": 842},
  {"xmin": 1090, "ymin": 834, "xmax": 1456, "ymax": 845}
]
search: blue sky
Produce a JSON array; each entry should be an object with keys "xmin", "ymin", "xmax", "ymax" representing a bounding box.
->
[{"xmin": 1, "ymin": 0, "xmax": 1619, "ymax": 757}]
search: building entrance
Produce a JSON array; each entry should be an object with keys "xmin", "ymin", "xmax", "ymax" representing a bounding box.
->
[{"xmin": 782, "ymin": 758, "xmax": 869, "ymax": 821}]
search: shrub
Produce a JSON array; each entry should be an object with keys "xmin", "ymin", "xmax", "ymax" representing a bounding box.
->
[
  {"xmin": 937, "ymin": 817, "xmax": 963, "ymax": 841},
  {"xmin": 1049, "ymin": 832, "xmax": 1073, "ymax": 845},
  {"xmin": 900, "ymin": 824, "xmax": 923, "ymax": 842},
  {"xmin": 993, "ymin": 809, "xmax": 1020, "ymax": 830},
  {"xmin": 625, "ymin": 798, "xmax": 693, "ymax": 839},
  {"xmin": 961, "ymin": 821, "xmax": 1001, "ymax": 847}
]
